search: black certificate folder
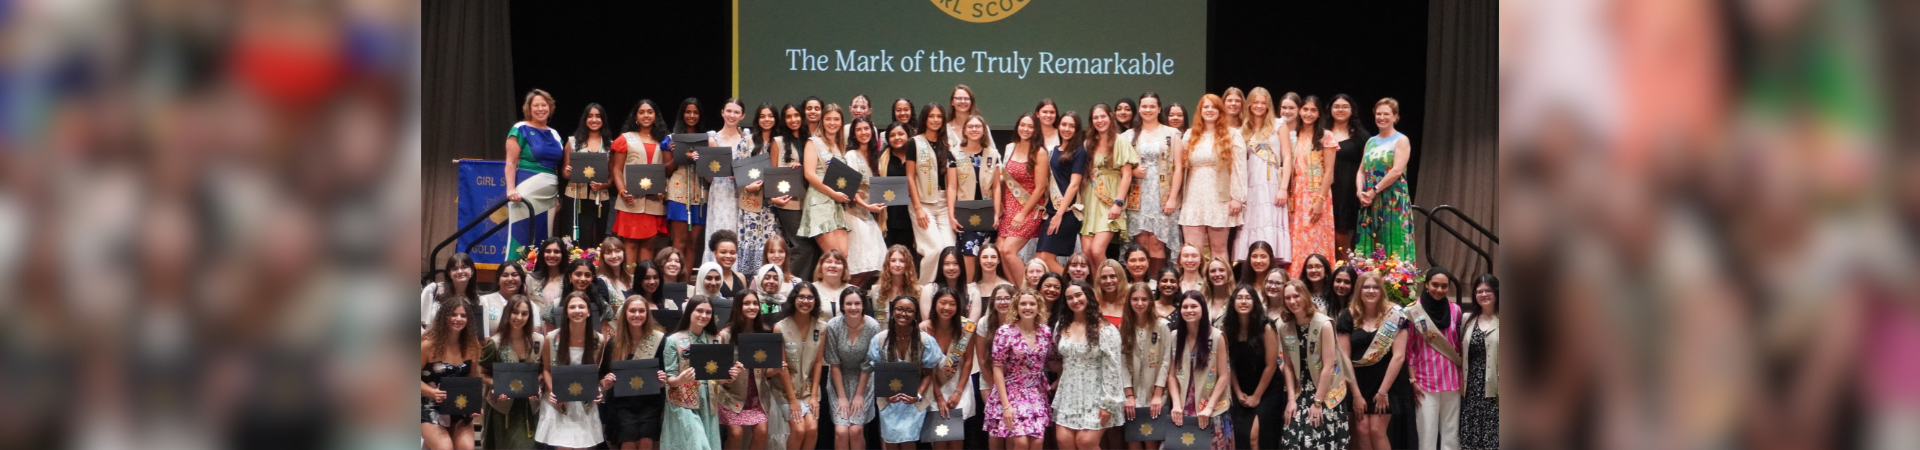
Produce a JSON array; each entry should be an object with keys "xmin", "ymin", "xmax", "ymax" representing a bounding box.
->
[
  {"xmin": 1124, "ymin": 407, "xmax": 1174, "ymax": 442},
  {"xmin": 737, "ymin": 333, "xmax": 785, "ymax": 369},
  {"xmin": 696, "ymin": 147, "xmax": 734, "ymax": 179},
  {"xmin": 760, "ymin": 167, "xmax": 807, "ymax": 200},
  {"xmin": 824, "ymin": 158, "xmax": 865, "ymax": 199},
  {"xmin": 920, "ymin": 408, "xmax": 965, "ymax": 442},
  {"xmin": 625, "ymin": 164, "xmax": 667, "ymax": 196},
  {"xmin": 571, "ymin": 152, "xmax": 610, "ymax": 184},
  {"xmin": 611, "ymin": 359, "xmax": 662, "ymax": 397},
  {"xmin": 491, "ymin": 362, "xmax": 541, "ymax": 399},
  {"xmin": 1164, "ymin": 421, "xmax": 1213, "ymax": 450},
  {"xmin": 686, "ymin": 344, "xmax": 736, "ymax": 380},
  {"xmin": 869, "ymin": 176, "xmax": 910, "ymax": 206},
  {"xmin": 733, "ymin": 152, "xmax": 772, "ymax": 183},
  {"xmin": 551, "ymin": 364, "xmax": 600, "ymax": 403},
  {"xmin": 954, "ymin": 199, "xmax": 996, "ymax": 232},
  {"xmin": 872, "ymin": 361, "xmax": 921, "ymax": 398},
  {"xmin": 435, "ymin": 376, "xmax": 483, "ymax": 416}
]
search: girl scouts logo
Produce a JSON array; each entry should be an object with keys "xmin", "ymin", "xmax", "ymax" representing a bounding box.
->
[{"xmin": 933, "ymin": 0, "xmax": 1029, "ymax": 23}]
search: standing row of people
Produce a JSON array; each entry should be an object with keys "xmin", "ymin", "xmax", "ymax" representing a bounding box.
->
[{"xmin": 494, "ymin": 85, "xmax": 1419, "ymax": 297}]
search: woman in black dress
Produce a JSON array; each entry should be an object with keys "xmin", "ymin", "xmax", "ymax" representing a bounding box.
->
[
  {"xmin": 1336, "ymin": 271, "xmax": 1416, "ymax": 450},
  {"xmin": 1459, "ymin": 275, "xmax": 1500, "ymax": 449},
  {"xmin": 1326, "ymin": 94, "xmax": 1369, "ymax": 261}
]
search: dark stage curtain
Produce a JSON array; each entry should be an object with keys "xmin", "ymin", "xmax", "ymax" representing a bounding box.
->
[
  {"xmin": 422, "ymin": 0, "xmax": 517, "ymax": 273},
  {"xmin": 1413, "ymin": 0, "xmax": 1499, "ymax": 279}
]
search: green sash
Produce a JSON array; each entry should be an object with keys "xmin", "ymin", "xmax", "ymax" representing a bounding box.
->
[{"xmin": 1280, "ymin": 313, "xmax": 1351, "ymax": 405}]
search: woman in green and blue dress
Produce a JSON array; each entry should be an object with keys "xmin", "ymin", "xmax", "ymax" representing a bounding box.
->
[{"xmin": 1354, "ymin": 98, "xmax": 1415, "ymax": 262}]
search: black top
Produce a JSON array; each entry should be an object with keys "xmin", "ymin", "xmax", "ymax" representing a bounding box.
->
[
  {"xmin": 882, "ymin": 151, "xmax": 915, "ymax": 232},
  {"xmin": 1331, "ymin": 135, "xmax": 1365, "ymax": 231},
  {"xmin": 1335, "ymin": 312, "xmax": 1415, "ymax": 402},
  {"xmin": 1225, "ymin": 326, "xmax": 1269, "ymax": 394},
  {"xmin": 1047, "ymin": 145, "xmax": 1088, "ymax": 212}
]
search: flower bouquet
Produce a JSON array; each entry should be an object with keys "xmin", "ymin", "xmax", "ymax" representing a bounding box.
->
[{"xmin": 1344, "ymin": 248, "xmax": 1422, "ymax": 305}]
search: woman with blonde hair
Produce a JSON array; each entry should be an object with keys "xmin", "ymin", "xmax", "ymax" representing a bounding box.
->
[
  {"xmin": 1235, "ymin": 88, "xmax": 1291, "ymax": 269},
  {"xmin": 503, "ymin": 89, "xmax": 567, "ymax": 259}
]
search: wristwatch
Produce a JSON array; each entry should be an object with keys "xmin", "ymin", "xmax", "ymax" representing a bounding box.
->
[{"xmin": 1113, "ymin": 198, "xmax": 1125, "ymax": 207}]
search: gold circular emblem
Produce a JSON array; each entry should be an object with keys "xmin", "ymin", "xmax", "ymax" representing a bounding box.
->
[
  {"xmin": 639, "ymin": 178, "xmax": 653, "ymax": 190},
  {"xmin": 935, "ymin": 424, "xmax": 949, "ymax": 436},
  {"xmin": 705, "ymin": 360, "xmax": 720, "ymax": 374},
  {"xmin": 1140, "ymin": 424, "xmax": 1153, "ymax": 436},
  {"xmin": 883, "ymin": 190, "xmax": 896, "ymax": 201},
  {"xmin": 509, "ymin": 379, "xmax": 524, "ymax": 393},
  {"xmin": 754, "ymin": 349, "xmax": 768, "ymax": 363},
  {"xmin": 1181, "ymin": 432, "xmax": 1196, "ymax": 445},
  {"xmin": 930, "ymin": 0, "xmax": 1029, "ymax": 23},
  {"xmin": 454, "ymin": 395, "xmax": 468, "ymax": 409},
  {"xmin": 629, "ymin": 376, "xmax": 643, "ymax": 389},
  {"xmin": 709, "ymin": 161, "xmax": 721, "ymax": 172},
  {"xmin": 969, "ymin": 215, "xmax": 982, "ymax": 226},
  {"xmin": 583, "ymin": 166, "xmax": 596, "ymax": 179},
  {"xmin": 836, "ymin": 177, "xmax": 847, "ymax": 189},
  {"xmin": 568, "ymin": 382, "xmax": 583, "ymax": 396},
  {"xmin": 778, "ymin": 180, "xmax": 792, "ymax": 193},
  {"xmin": 889, "ymin": 378, "xmax": 903, "ymax": 392},
  {"xmin": 748, "ymin": 168, "xmax": 761, "ymax": 179}
]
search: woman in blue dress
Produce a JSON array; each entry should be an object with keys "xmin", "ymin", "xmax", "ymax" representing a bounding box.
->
[{"xmin": 867, "ymin": 295, "xmax": 947, "ymax": 450}]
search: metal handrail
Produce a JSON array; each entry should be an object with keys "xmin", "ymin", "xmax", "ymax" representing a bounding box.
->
[
  {"xmin": 1410, "ymin": 204, "xmax": 1497, "ymax": 272},
  {"xmin": 424, "ymin": 197, "xmax": 531, "ymax": 285}
]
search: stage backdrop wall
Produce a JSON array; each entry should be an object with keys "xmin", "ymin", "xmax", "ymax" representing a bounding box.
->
[
  {"xmin": 737, "ymin": 0, "xmax": 1207, "ymax": 128},
  {"xmin": 422, "ymin": 0, "xmax": 1493, "ymax": 276}
]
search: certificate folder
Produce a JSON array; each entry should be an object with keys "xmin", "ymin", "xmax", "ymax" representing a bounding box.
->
[
  {"xmin": 611, "ymin": 359, "xmax": 662, "ymax": 396},
  {"xmin": 490, "ymin": 362, "xmax": 540, "ymax": 399},
  {"xmin": 954, "ymin": 199, "xmax": 996, "ymax": 232},
  {"xmin": 824, "ymin": 158, "xmax": 865, "ymax": 199},
  {"xmin": 686, "ymin": 344, "xmax": 736, "ymax": 380},
  {"xmin": 571, "ymin": 152, "xmax": 610, "ymax": 184},
  {"xmin": 760, "ymin": 167, "xmax": 807, "ymax": 200},
  {"xmin": 736, "ymin": 333, "xmax": 785, "ymax": 369},
  {"xmin": 696, "ymin": 147, "xmax": 734, "ymax": 179},
  {"xmin": 1124, "ymin": 407, "xmax": 1175, "ymax": 442},
  {"xmin": 435, "ymin": 376, "xmax": 483, "ymax": 416},
  {"xmin": 869, "ymin": 177, "xmax": 910, "ymax": 206},
  {"xmin": 625, "ymin": 164, "xmax": 667, "ymax": 196},
  {"xmin": 872, "ymin": 361, "xmax": 921, "ymax": 398},
  {"xmin": 550, "ymin": 364, "xmax": 600, "ymax": 403}
]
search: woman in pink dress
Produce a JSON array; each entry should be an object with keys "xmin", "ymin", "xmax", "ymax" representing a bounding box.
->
[
  {"xmin": 990, "ymin": 290, "xmax": 1055, "ymax": 450},
  {"xmin": 1288, "ymin": 95, "xmax": 1336, "ymax": 278}
]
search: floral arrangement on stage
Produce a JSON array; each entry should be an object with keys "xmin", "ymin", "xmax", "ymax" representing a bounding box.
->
[{"xmin": 1345, "ymin": 248, "xmax": 1422, "ymax": 306}]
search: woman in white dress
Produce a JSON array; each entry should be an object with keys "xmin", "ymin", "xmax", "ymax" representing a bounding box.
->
[
  {"xmin": 1234, "ymin": 87, "xmax": 1292, "ymax": 266},
  {"xmin": 840, "ymin": 116, "xmax": 887, "ymax": 279},
  {"xmin": 1172, "ymin": 94, "xmax": 1248, "ymax": 263},
  {"xmin": 1123, "ymin": 93, "xmax": 1185, "ymax": 277},
  {"xmin": 537, "ymin": 292, "xmax": 606, "ymax": 449}
]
